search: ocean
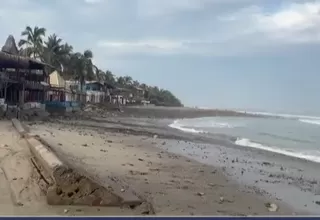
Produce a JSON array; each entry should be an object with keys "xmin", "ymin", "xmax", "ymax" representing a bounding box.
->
[{"xmin": 169, "ymin": 112, "xmax": 320, "ymax": 163}]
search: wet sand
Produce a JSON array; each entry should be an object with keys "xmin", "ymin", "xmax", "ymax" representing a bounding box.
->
[{"xmin": 26, "ymin": 118, "xmax": 299, "ymax": 216}]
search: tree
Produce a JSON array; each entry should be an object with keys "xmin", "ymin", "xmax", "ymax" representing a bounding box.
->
[
  {"xmin": 42, "ymin": 34, "xmax": 63, "ymax": 69},
  {"xmin": 105, "ymin": 70, "xmax": 116, "ymax": 85},
  {"xmin": 16, "ymin": 25, "xmax": 183, "ymax": 106},
  {"xmin": 132, "ymin": 80, "xmax": 140, "ymax": 87},
  {"xmin": 18, "ymin": 26, "xmax": 46, "ymax": 59},
  {"xmin": 123, "ymin": 76, "xmax": 133, "ymax": 86},
  {"xmin": 117, "ymin": 76, "xmax": 125, "ymax": 86},
  {"xmin": 69, "ymin": 50, "xmax": 95, "ymax": 91}
]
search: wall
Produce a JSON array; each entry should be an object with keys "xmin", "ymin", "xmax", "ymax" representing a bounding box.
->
[{"xmin": 86, "ymin": 91, "xmax": 105, "ymax": 103}]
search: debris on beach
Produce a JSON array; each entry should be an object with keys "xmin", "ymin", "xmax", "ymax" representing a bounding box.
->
[
  {"xmin": 265, "ymin": 202, "xmax": 278, "ymax": 212},
  {"xmin": 197, "ymin": 192, "xmax": 205, "ymax": 196}
]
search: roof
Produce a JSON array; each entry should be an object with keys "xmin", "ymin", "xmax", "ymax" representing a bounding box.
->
[
  {"xmin": 134, "ymin": 86, "xmax": 144, "ymax": 91},
  {"xmin": 1, "ymin": 35, "xmax": 19, "ymax": 55},
  {"xmin": 85, "ymin": 80, "xmax": 103, "ymax": 85},
  {"xmin": 0, "ymin": 35, "xmax": 50, "ymax": 70},
  {"xmin": 0, "ymin": 51, "xmax": 48, "ymax": 70},
  {"xmin": 49, "ymin": 70, "xmax": 66, "ymax": 88}
]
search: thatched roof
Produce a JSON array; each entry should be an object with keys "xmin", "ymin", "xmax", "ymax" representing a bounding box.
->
[
  {"xmin": 0, "ymin": 35, "xmax": 52, "ymax": 70},
  {"xmin": 0, "ymin": 51, "xmax": 47, "ymax": 70},
  {"xmin": 1, "ymin": 35, "xmax": 19, "ymax": 55}
]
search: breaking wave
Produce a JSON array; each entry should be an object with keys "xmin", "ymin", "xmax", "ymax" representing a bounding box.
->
[
  {"xmin": 235, "ymin": 138, "xmax": 320, "ymax": 163},
  {"xmin": 169, "ymin": 120, "xmax": 206, "ymax": 133},
  {"xmin": 169, "ymin": 118, "xmax": 234, "ymax": 134},
  {"xmin": 299, "ymin": 119, "xmax": 320, "ymax": 126}
]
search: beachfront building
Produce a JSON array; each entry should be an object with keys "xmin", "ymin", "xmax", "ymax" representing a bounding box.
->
[
  {"xmin": 45, "ymin": 71, "xmax": 81, "ymax": 113},
  {"xmin": 64, "ymin": 80, "xmax": 115, "ymax": 104},
  {"xmin": 85, "ymin": 81, "xmax": 107, "ymax": 103},
  {"xmin": 48, "ymin": 70, "xmax": 71, "ymax": 102},
  {"xmin": 0, "ymin": 35, "xmax": 49, "ymax": 118},
  {"xmin": 65, "ymin": 80, "xmax": 86, "ymax": 103},
  {"xmin": 110, "ymin": 87, "xmax": 131, "ymax": 105}
]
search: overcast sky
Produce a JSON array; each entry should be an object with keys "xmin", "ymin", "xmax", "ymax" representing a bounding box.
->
[{"xmin": 1, "ymin": 0, "xmax": 320, "ymax": 114}]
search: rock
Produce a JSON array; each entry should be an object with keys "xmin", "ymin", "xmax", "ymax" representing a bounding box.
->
[
  {"xmin": 121, "ymin": 188, "xmax": 125, "ymax": 192},
  {"xmin": 107, "ymin": 140, "xmax": 113, "ymax": 143},
  {"xmin": 82, "ymin": 144, "xmax": 88, "ymax": 147},
  {"xmin": 265, "ymin": 203, "xmax": 278, "ymax": 212},
  {"xmin": 315, "ymin": 201, "xmax": 320, "ymax": 205},
  {"xmin": 138, "ymin": 158, "xmax": 144, "ymax": 161},
  {"xmin": 262, "ymin": 162, "xmax": 272, "ymax": 166},
  {"xmin": 197, "ymin": 192, "xmax": 205, "ymax": 196},
  {"xmin": 58, "ymin": 143, "xmax": 63, "ymax": 146},
  {"xmin": 219, "ymin": 197, "xmax": 224, "ymax": 203},
  {"xmin": 64, "ymin": 209, "xmax": 69, "ymax": 214},
  {"xmin": 153, "ymin": 135, "xmax": 158, "ymax": 139}
]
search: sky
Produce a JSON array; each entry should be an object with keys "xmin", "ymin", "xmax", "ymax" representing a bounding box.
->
[{"xmin": 1, "ymin": 0, "xmax": 320, "ymax": 114}]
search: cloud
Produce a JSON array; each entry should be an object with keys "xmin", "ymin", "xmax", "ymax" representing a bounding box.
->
[
  {"xmin": 1, "ymin": 0, "xmax": 320, "ymax": 61},
  {"xmin": 220, "ymin": 1, "xmax": 320, "ymax": 44},
  {"xmin": 256, "ymin": 2, "xmax": 320, "ymax": 43}
]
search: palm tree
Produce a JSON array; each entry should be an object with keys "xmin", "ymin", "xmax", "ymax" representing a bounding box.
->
[
  {"xmin": 70, "ymin": 50, "xmax": 95, "ymax": 92},
  {"xmin": 18, "ymin": 26, "xmax": 46, "ymax": 59},
  {"xmin": 42, "ymin": 34, "xmax": 63, "ymax": 70},
  {"xmin": 132, "ymin": 80, "xmax": 140, "ymax": 87},
  {"xmin": 93, "ymin": 66, "xmax": 105, "ymax": 82},
  {"xmin": 58, "ymin": 43, "xmax": 74, "ymax": 76},
  {"xmin": 105, "ymin": 70, "xmax": 116, "ymax": 85},
  {"xmin": 117, "ymin": 76, "xmax": 125, "ymax": 86},
  {"xmin": 123, "ymin": 75, "xmax": 133, "ymax": 86}
]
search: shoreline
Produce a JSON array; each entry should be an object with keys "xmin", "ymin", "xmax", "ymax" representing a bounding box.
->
[
  {"xmin": 27, "ymin": 120, "xmax": 296, "ymax": 215},
  {"xmin": 42, "ymin": 111, "xmax": 320, "ymax": 215}
]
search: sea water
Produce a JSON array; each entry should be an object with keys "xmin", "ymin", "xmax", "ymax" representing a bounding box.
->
[{"xmin": 169, "ymin": 113, "xmax": 320, "ymax": 163}]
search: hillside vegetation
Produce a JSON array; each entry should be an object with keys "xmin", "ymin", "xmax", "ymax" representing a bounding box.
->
[{"xmin": 16, "ymin": 26, "xmax": 183, "ymax": 107}]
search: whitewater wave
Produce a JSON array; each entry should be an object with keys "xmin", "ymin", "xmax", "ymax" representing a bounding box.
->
[
  {"xmin": 235, "ymin": 138, "xmax": 320, "ymax": 163},
  {"xmin": 299, "ymin": 119, "xmax": 320, "ymax": 126},
  {"xmin": 169, "ymin": 119, "xmax": 234, "ymax": 134},
  {"xmin": 169, "ymin": 120, "xmax": 206, "ymax": 134}
]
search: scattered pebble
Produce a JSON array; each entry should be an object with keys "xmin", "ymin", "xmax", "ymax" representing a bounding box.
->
[{"xmin": 197, "ymin": 192, "xmax": 205, "ymax": 196}]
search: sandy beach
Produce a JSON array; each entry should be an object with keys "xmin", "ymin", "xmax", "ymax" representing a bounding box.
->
[
  {"xmin": 1, "ymin": 106, "xmax": 319, "ymax": 215},
  {"xmin": 26, "ymin": 120, "xmax": 293, "ymax": 215}
]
